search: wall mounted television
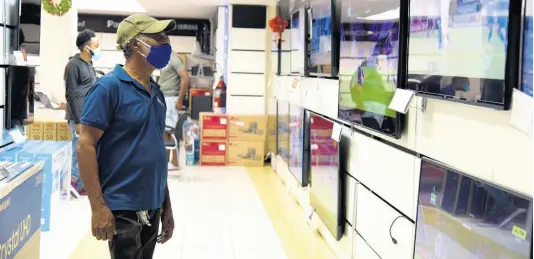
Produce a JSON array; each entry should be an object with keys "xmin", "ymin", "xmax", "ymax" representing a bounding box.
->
[
  {"xmin": 521, "ymin": 0, "xmax": 533, "ymax": 97},
  {"xmin": 5, "ymin": 65, "xmax": 36, "ymax": 129},
  {"xmin": 407, "ymin": 0, "xmax": 523, "ymax": 109},
  {"xmin": 290, "ymin": 8, "xmax": 307, "ymax": 75},
  {"xmin": 288, "ymin": 105, "xmax": 311, "ymax": 187},
  {"xmin": 309, "ymin": 112, "xmax": 345, "ymax": 241},
  {"xmin": 337, "ymin": 0, "xmax": 407, "ymax": 139},
  {"xmin": 277, "ymin": 100, "xmax": 290, "ymax": 163},
  {"xmin": 414, "ymin": 158, "xmax": 533, "ymax": 259},
  {"xmin": 307, "ymin": 0, "xmax": 340, "ymax": 78},
  {"xmin": 19, "ymin": 0, "xmax": 41, "ymax": 55}
]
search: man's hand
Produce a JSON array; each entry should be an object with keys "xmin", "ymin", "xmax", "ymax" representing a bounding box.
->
[
  {"xmin": 175, "ymin": 99, "xmax": 183, "ymax": 111},
  {"xmin": 157, "ymin": 207, "xmax": 174, "ymax": 244},
  {"xmin": 91, "ymin": 205, "xmax": 116, "ymax": 241}
]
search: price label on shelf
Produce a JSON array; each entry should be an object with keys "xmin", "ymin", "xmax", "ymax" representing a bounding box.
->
[
  {"xmin": 331, "ymin": 123, "xmax": 342, "ymax": 142},
  {"xmin": 388, "ymin": 89, "xmax": 415, "ymax": 114},
  {"xmin": 509, "ymin": 89, "xmax": 533, "ymax": 137},
  {"xmin": 9, "ymin": 129, "xmax": 27, "ymax": 143},
  {"xmin": 291, "ymin": 78, "xmax": 300, "ymax": 89}
]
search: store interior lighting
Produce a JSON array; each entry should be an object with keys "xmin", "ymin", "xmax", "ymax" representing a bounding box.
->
[{"xmin": 77, "ymin": 0, "xmax": 147, "ymax": 13}]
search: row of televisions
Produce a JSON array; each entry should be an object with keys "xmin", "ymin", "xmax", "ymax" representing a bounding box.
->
[
  {"xmin": 279, "ymin": 0, "xmax": 533, "ymax": 139},
  {"xmin": 276, "ymin": 101, "xmax": 532, "ymax": 258}
]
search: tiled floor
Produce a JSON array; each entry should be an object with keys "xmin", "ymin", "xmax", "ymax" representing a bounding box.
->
[{"xmin": 68, "ymin": 166, "xmax": 336, "ymax": 259}]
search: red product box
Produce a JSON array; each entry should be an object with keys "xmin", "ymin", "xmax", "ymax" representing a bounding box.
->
[
  {"xmin": 200, "ymin": 112, "xmax": 228, "ymax": 141},
  {"xmin": 200, "ymin": 141, "xmax": 227, "ymax": 166}
]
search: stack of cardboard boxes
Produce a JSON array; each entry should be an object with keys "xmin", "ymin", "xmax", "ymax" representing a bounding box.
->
[
  {"xmin": 26, "ymin": 120, "xmax": 72, "ymax": 141},
  {"xmin": 199, "ymin": 113, "xmax": 267, "ymax": 167}
]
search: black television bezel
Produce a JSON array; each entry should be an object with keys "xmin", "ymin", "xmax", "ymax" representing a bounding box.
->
[
  {"xmin": 306, "ymin": 0, "xmax": 340, "ymax": 79},
  {"xmin": 309, "ymin": 112, "xmax": 345, "ymax": 241},
  {"xmin": 413, "ymin": 157, "xmax": 534, "ymax": 259},
  {"xmin": 336, "ymin": 0, "xmax": 408, "ymax": 139},
  {"xmin": 406, "ymin": 0, "xmax": 523, "ymax": 110}
]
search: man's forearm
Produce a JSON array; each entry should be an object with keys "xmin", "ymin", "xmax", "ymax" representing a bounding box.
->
[
  {"xmin": 178, "ymin": 79, "xmax": 189, "ymax": 102},
  {"xmin": 163, "ymin": 184, "xmax": 171, "ymax": 211},
  {"xmin": 77, "ymin": 142, "xmax": 106, "ymax": 209}
]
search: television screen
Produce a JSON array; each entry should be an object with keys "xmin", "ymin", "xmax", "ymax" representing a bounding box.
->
[
  {"xmin": 414, "ymin": 159, "xmax": 533, "ymax": 259},
  {"xmin": 309, "ymin": 113, "xmax": 344, "ymax": 240},
  {"xmin": 408, "ymin": 0, "xmax": 512, "ymax": 106},
  {"xmin": 277, "ymin": 101, "xmax": 290, "ymax": 163},
  {"xmin": 20, "ymin": 0, "xmax": 41, "ymax": 55},
  {"xmin": 309, "ymin": 0, "xmax": 334, "ymax": 76},
  {"xmin": 338, "ymin": 0, "xmax": 403, "ymax": 139},
  {"xmin": 521, "ymin": 0, "xmax": 533, "ymax": 97},
  {"xmin": 290, "ymin": 9, "xmax": 306, "ymax": 75},
  {"xmin": 288, "ymin": 105, "xmax": 308, "ymax": 186}
]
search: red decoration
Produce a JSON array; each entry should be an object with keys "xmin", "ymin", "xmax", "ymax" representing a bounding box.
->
[{"xmin": 269, "ymin": 16, "xmax": 288, "ymax": 43}]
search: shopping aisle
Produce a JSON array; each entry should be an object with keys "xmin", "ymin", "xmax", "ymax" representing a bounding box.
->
[{"xmin": 69, "ymin": 166, "xmax": 335, "ymax": 259}]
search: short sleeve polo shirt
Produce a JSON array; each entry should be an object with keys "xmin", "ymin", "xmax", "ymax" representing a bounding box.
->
[{"xmin": 81, "ymin": 64, "xmax": 168, "ymax": 211}]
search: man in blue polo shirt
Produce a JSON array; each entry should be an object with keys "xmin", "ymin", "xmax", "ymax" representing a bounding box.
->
[{"xmin": 77, "ymin": 14, "xmax": 175, "ymax": 258}]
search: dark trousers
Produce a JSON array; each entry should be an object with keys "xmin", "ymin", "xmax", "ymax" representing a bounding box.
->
[{"xmin": 109, "ymin": 209, "xmax": 161, "ymax": 259}]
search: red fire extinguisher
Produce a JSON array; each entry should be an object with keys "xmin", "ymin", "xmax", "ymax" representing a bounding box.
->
[{"xmin": 213, "ymin": 76, "xmax": 226, "ymax": 114}]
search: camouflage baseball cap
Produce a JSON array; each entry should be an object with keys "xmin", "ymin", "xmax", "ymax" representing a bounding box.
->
[{"xmin": 116, "ymin": 14, "xmax": 176, "ymax": 50}]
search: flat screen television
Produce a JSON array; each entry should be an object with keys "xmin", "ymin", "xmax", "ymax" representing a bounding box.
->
[
  {"xmin": 337, "ymin": 0, "xmax": 405, "ymax": 139},
  {"xmin": 290, "ymin": 8, "xmax": 307, "ymax": 75},
  {"xmin": 20, "ymin": 0, "xmax": 41, "ymax": 55},
  {"xmin": 309, "ymin": 113, "xmax": 345, "ymax": 241},
  {"xmin": 5, "ymin": 65, "xmax": 36, "ymax": 129},
  {"xmin": 308, "ymin": 0, "xmax": 339, "ymax": 78},
  {"xmin": 414, "ymin": 158, "xmax": 533, "ymax": 259},
  {"xmin": 521, "ymin": 0, "xmax": 533, "ymax": 97},
  {"xmin": 288, "ymin": 105, "xmax": 311, "ymax": 187},
  {"xmin": 407, "ymin": 0, "xmax": 522, "ymax": 109},
  {"xmin": 277, "ymin": 100, "xmax": 290, "ymax": 163}
]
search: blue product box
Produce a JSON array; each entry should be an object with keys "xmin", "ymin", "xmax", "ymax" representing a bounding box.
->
[
  {"xmin": 0, "ymin": 162, "xmax": 44, "ymax": 259},
  {"xmin": 10, "ymin": 141, "xmax": 72, "ymax": 232}
]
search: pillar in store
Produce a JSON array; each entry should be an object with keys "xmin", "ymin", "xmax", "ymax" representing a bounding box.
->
[{"xmin": 39, "ymin": 2, "xmax": 78, "ymax": 104}]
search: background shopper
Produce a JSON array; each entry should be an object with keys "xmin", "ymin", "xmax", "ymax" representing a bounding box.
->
[
  {"xmin": 77, "ymin": 14, "xmax": 175, "ymax": 259},
  {"xmin": 64, "ymin": 29, "xmax": 100, "ymax": 194},
  {"xmin": 158, "ymin": 51, "xmax": 190, "ymax": 168}
]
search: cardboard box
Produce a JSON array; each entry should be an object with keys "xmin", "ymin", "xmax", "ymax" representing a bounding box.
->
[
  {"xmin": 43, "ymin": 122, "xmax": 58, "ymax": 141},
  {"xmin": 227, "ymin": 141, "xmax": 265, "ymax": 167},
  {"xmin": 228, "ymin": 115, "xmax": 267, "ymax": 141},
  {"xmin": 56, "ymin": 122, "xmax": 73, "ymax": 141},
  {"xmin": 0, "ymin": 162, "xmax": 43, "ymax": 259},
  {"xmin": 26, "ymin": 122, "xmax": 44, "ymax": 140},
  {"xmin": 267, "ymin": 115, "xmax": 277, "ymax": 142},
  {"xmin": 199, "ymin": 113, "xmax": 227, "ymax": 141},
  {"xmin": 200, "ymin": 141, "xmax": 227, "ymax": 166},
  {"xmin": 267, "ymin": 141, "xmax": 276, "ymax": 154}
]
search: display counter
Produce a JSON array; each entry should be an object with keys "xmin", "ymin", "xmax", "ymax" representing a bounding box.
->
[{"xmin": 0, "ymin": 162, "xmax": 44, "ymax": 259}]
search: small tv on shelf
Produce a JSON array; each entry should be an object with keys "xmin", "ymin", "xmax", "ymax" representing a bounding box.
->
[
  {"xmin": 309, "ymin": 112, "xmax": 345, "ymax": 241},
  {"xmin": 308, "ymin": 0, "xmax": 339, "ymax": 78},
  {"xmin": 277, "ymin": 100, "xmax": 290, "ymax": 163},
  {"xmin": 290, "ymin": 8, "xmax": 307, "ymax": 75},
  {"xmin": 407, "ymin": 0, "xmax": 522, "ymax": 109},
  {"xmin": 337, "ymin": 0, "xmax": 405, "ymax": 139},
  {"xmin": 414, "ymin": 158, "xmax": 533, "ymax": 259},
  {"xmin": 288, "ymin": 105, "xmax": 311, "ymax": 187},
  {"xmin": 521, "ymin": 0, "xmax": 533, "ymax": 97}
]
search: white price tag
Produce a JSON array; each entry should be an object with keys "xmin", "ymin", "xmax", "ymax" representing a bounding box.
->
[
  {"xmin": 331, "ymin": 123, "xmax": 342, "ymax": 142},
  {"xmin": 310, "ymin": 144, "xmax": 319, "ymax": 150},
  {"xmin": 291, "ymin": 78, "xmax": 300, "ymax": 89},
  {"xmin": 218, "ymin": 144, "xmax": 226, "ymax": 151},
  {"xmin": 388, "ymin": 89, "xmax": 415, "ymax": 114},
  {"xmin": 509, "ymin": 89, "xmax": 533, "ymax": 137},
  {"xmin": 9, "ymin": 129, "xmax": 27, "ymax": 143},
  {"xmin": 220, "ymin": 118, "xmax": 227, "ymax": 125},
  {"xmin": 235, "ymin": 121, "xmax": 245, "ymax": 127}
]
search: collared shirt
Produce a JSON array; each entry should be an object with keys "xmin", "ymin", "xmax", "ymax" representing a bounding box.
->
[{"xmin": 80, "ymin": 64, "xmax": 168, "ymax": 211}]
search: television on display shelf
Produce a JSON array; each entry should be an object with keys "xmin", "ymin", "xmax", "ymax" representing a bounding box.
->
[
  {"xmin": 290, "ymin": 8, "xmax": 307, "ymax": 75},
  {"xmin": 309, "ymin": 113, "xmax": 345, "ymax": 241},
  {"xmin": 277, "ymin": 100, "xmax": 290, "ymax": 163},
  {"xmin": 407, "ymin": 0, "xmax": 523, "ymax": 109},
  {"xmin": 19, "ymin": 0, "xmax": 41, "ymax": 55},
  {"xmin": 337, "ymin": 0, "xmax": 407, "ymax": 139},
  {"xmin": 288, "ymin": 105, "xmax": 311, "ymax": 187},
  {"xmin": 414, "ymin": 158, "xmax": 533, "ymax": 259},
  {"xmin": 521, "ymin": 0, "xmax": 533, "ymax": 97},
  {"xmin": 307, "ymin": 0, "xmax": 340, "ymax": 78}
]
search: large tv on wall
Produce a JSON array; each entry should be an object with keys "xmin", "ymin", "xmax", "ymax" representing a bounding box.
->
[
  {"xmin": 414, "ymin": 158, "xmax": 533, "ymax": 259},
  {"xmin": 407, "ymin": 0, "xmax": 523, "ymax": 109},
  {"xmin": 19, "ymin": 0, "xmax": 41, "ymax": 55},
  {"xmin": 337, "ymin": 0, "xmax": 406, "ymax": 139},
  {"xmin": 277, "ymin": 100, "xmax": 290, "ymax": 163},
  {"xmin": 309, "ymin": 113, "xmax": 345, "ymax": 241},
  {"xmin": 308, "ymin": 0, "xmax": 340, "ymax": 78},
  {"xmin": 521, "ymin": 0, "xmax": 533, "ymax": 97},
  {"xmin": 288, "ymin": 105, "xmax": 311, "ymax": 187},
  {"xmin": 290, "ymin": 8, "xmax": 307, "ymax": 75}
]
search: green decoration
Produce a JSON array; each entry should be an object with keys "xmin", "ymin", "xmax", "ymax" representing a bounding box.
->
[{"xmin": 42, "ymin": 0, "xmax": 72, "ymax": 16}]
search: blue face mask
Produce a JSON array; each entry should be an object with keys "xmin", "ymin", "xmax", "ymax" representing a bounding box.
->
[{"xmin": 137, "ymin": 39, "xmax": 172, "ymax": 69}]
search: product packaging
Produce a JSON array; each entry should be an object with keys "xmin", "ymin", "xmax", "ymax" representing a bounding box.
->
[
  {"xmin": 227, "ymin": 141, "xmax": 265, "ymax": 167},
  {"xmin": 228, "ymin": 115, "xmax": 267, "ymax": 141}
]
